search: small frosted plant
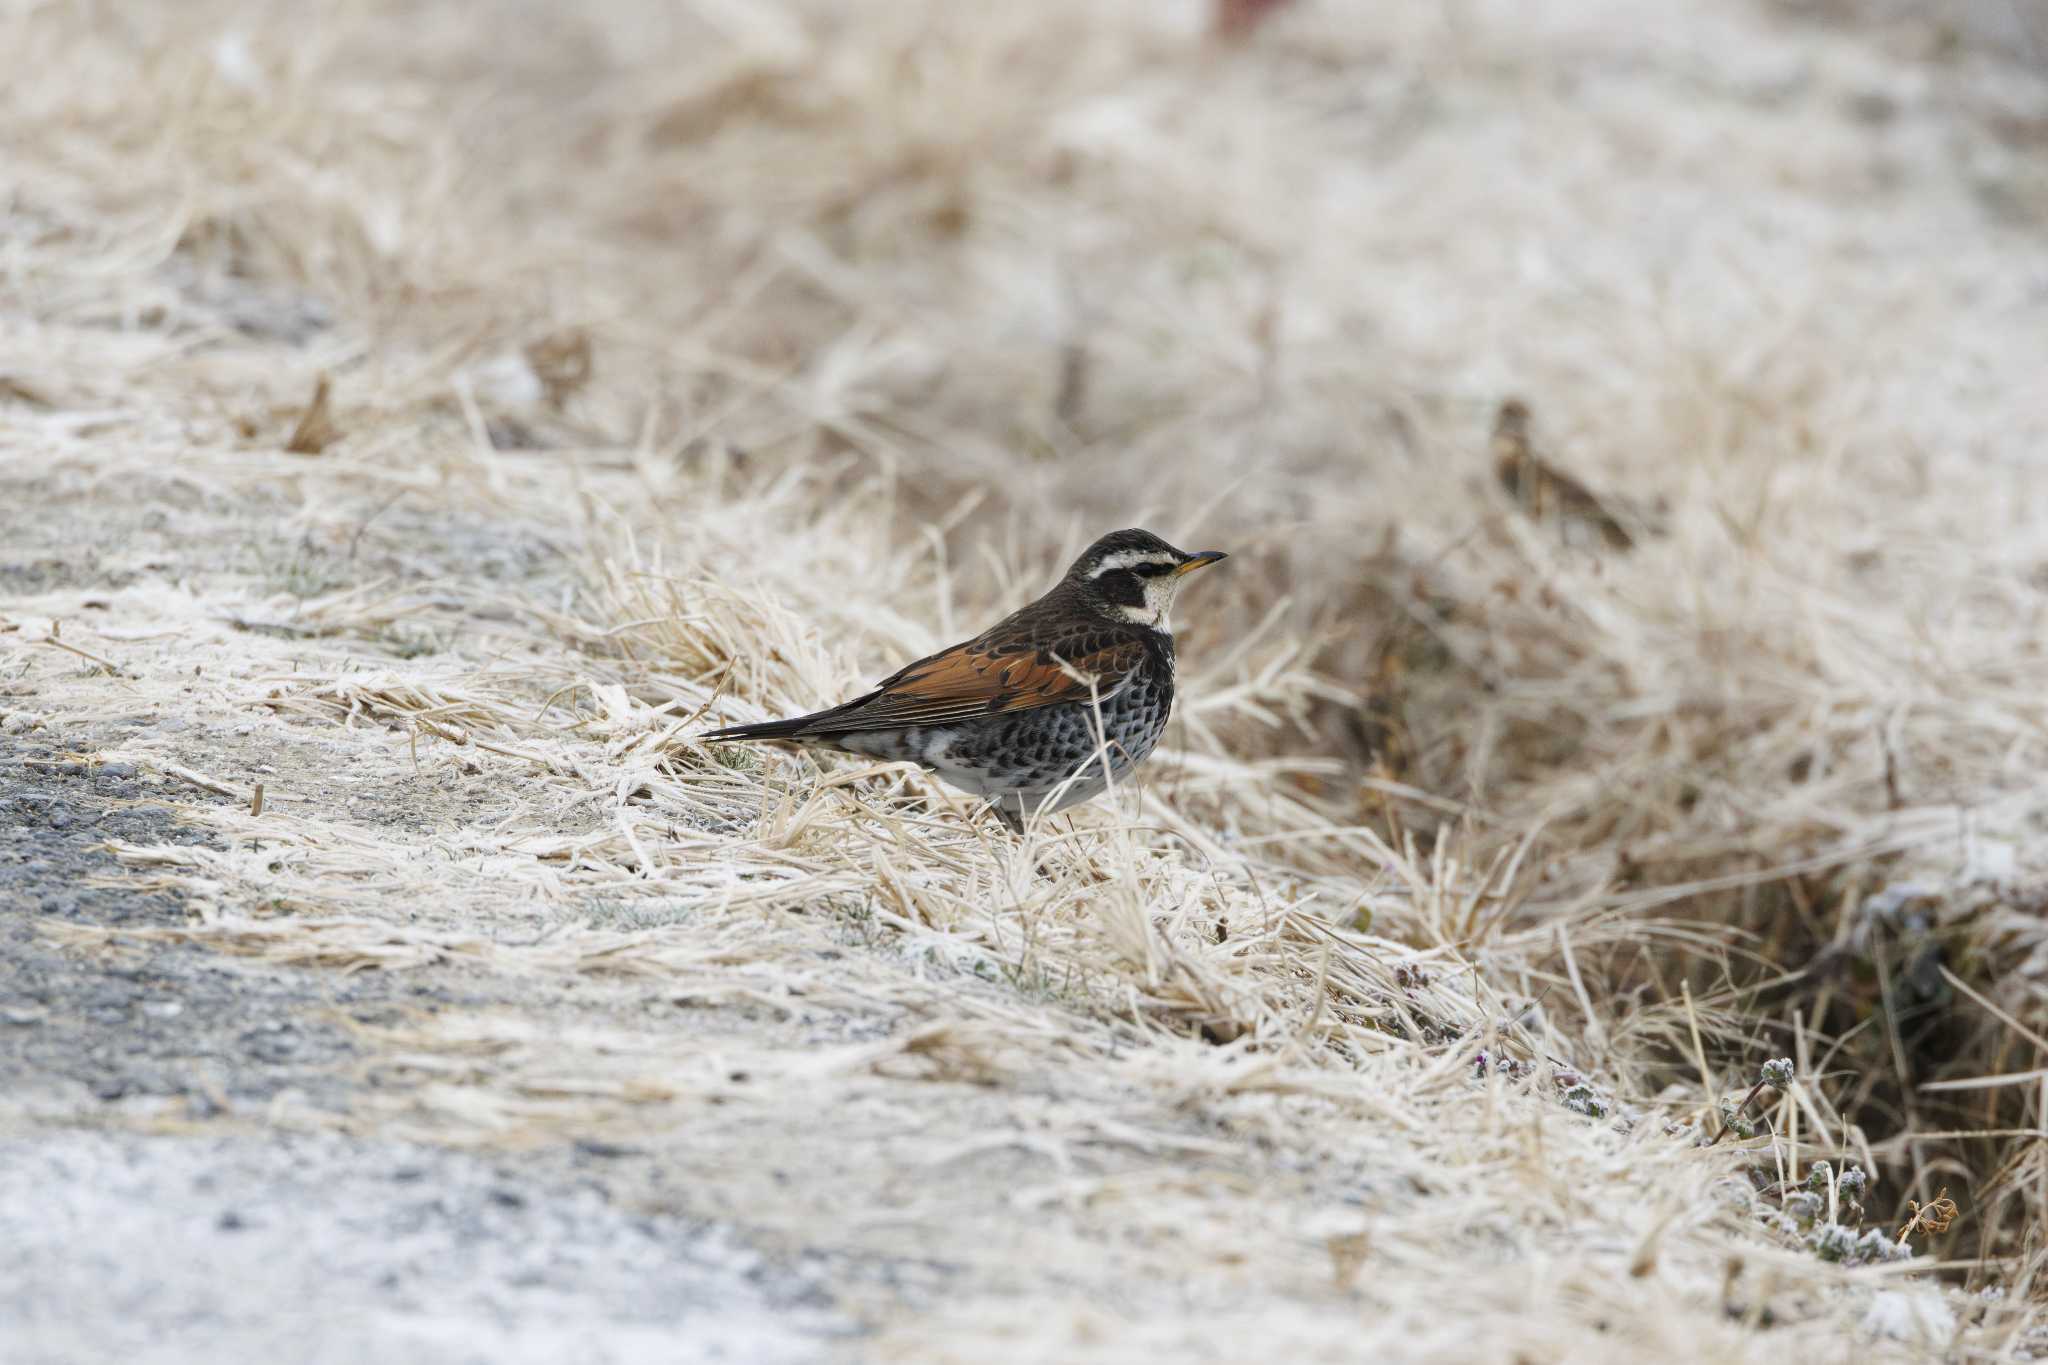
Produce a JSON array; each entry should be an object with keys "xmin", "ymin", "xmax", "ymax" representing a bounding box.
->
[
  {"xmin": 1562, "ymin": 1083, "xmax": 1608, "ymax": 1118},
  {"xmin": 1810, "ymin": 1224, "xmax": 1912, "ymax": 1266},
  {"xmin": 1809, "ymin": 1223, "xmax": 1858, "ymax": 1263},
  {"xmin": 1710, "ymin": 1058, "xmax": 1796, "ymax": 1145},
  {"xmin": 1781, "ymin": 1191, "xmax": 1823, "ymax": 1227}
]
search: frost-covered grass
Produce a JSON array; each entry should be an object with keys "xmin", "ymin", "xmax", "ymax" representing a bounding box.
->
[{"xmin": 6, "ymin": 0, "xmax": 2047, "ymax": 1357}]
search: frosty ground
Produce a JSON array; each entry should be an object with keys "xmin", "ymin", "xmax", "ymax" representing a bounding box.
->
[{"xmin": 5, "ymin": 0, "xmax": 2048, "ymax": 1360}]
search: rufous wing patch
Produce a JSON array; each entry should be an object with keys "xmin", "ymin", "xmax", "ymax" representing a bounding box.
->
[{"xmin": 823, "ymin": 635, "xmax": 1145, "ymax": 731}]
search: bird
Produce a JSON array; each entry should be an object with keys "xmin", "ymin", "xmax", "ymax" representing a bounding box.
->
[
  {"xmin": 702, "ymin": 529, "xmax": 1229, "ymax": 831},
  {"xmin": 1492, "ymin": 398, "xmax": 1637, "ymax": 552}
]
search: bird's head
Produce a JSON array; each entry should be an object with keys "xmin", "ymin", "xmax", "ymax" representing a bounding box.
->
[
  {"xmin": 1064, "ymin": 528, "xmax": 1228, "ymax": 630},
  {"xmin": 1495, "ymin": 397, "xmax": 1532, "ymax": 438}
]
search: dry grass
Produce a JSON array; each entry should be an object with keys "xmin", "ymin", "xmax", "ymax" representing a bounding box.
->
[{"xmin": 6, "ymin": 0, "xmax": 2048, "ymax": 1357}]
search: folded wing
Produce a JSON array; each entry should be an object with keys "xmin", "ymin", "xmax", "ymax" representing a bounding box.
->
[{"xmin": 842, "ymin": 631, "xmax": 1147, "ymax": 730}]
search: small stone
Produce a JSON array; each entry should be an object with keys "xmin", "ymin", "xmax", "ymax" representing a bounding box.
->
[
  {"xmin": 1846, "ymin": 90, "xmax": 1898, "ymax": 126},
  {"xmin": 573, "ymin": 1139, "xmax": 638, "ymax": 1160},
  {"xmin": 100, "ymin": 761, "xmax": 138, "ymax": 779},
  {"xmin": 216, "ymin": 1210, "xmax": 247, "ymax": 1232},
  {"xmin": 47, "ymin": 807, "xmax": 71, "ymax": 830}
]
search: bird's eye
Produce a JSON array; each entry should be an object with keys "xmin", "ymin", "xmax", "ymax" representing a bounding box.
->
[{"xmin": 1133, "ymin": 562, "xmax": 1170, "ymax": 578}]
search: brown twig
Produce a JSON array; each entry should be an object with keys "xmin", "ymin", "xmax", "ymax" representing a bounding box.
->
[
  {"xmin": 34, "ymin": 632, "xmax": 126, "ymax": 676},
  {"xmin": 155, "ymin": 761, "xmax": 249, "ymax": 803},
  {"xmin": 1896, "ymin": 1188, "xmax": 1958, "ymax": 1245}
]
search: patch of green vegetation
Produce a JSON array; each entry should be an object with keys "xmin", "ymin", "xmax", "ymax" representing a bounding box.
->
[
  {"xmin": 707, "ymin": 745, "xmax": 762, "ymax": 773},
  {"xmin": 243, "ymin": 535, "xmax": 352, "ymax": 601},
  {"xmin": 376, "ymin": 622, "xmax": 447, "ymax": 658},
  {"xmin": 568, "ymin": 898, "xmax": 697, "ymax": 931}
]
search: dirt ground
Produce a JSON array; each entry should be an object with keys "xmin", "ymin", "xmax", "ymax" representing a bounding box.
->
[{"xmin": 0, "ymin": 464, "xmax": 1429, "ymax": 1360}]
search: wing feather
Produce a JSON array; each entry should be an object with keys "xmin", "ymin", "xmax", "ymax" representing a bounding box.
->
[{"xmin": 801, "ymin": 629, "xmax": 1147, "ymax": 734}]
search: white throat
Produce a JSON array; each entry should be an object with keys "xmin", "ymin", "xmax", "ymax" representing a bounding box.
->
[{"xmin": 1111, "ymin": 574, "xmax": 1182, "ymax": 629}]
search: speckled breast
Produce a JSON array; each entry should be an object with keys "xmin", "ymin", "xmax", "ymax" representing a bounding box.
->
[{"xmin": 949, "ymin": 658, "xmax": 1175, "ymax": 803}]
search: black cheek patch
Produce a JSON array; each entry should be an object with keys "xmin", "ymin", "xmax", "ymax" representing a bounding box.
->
[{"xmin": 1099, "ymin": 571, "xmax": 1147, "ymax": 608}]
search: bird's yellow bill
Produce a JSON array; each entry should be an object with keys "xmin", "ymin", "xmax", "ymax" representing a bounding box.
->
[{"xmin": 1174, "ymin": 551, "xmax": 1228, "ymax": 576}]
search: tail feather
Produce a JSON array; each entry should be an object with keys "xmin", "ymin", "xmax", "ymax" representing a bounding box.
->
[
  {"xmin": 702, "ymin": 704, "xmax": 857, "ymax": 743},
  {"xmin": 701, "ymin": 714, "xmax": 820, "ymax": 743}
]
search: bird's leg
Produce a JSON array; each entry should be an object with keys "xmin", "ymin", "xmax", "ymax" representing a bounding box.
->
[
  {"xmin": 978, "ymin": 798, "xmax": 1062, "ymax": 878},
  {"xmin": 981, "ymin": 798, "xmax": 1025, "ymax": 836}
]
